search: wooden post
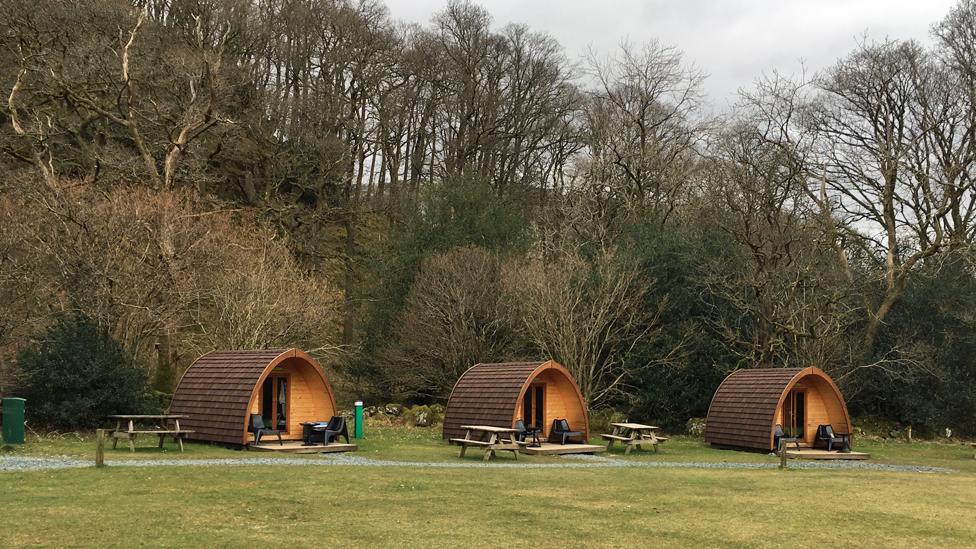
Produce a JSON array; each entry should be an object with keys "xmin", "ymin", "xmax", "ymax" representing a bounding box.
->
[
  {"xmin": 459, "ymin": 428, "xmax": 471, "ymax": 458},
  {"xmin": 483, "ymin": 433, "xmax": 497, "ymax": 462},
  {"xmin": 95, "ymin": 429, "xmax": 105, "ymax": 468},
  {"xmin": 778, "ymin": 438, "xmax": 788, "ymax": 470}
]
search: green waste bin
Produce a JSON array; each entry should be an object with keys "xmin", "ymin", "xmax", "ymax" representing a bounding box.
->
[
  {"xmin": 354, "ymin": 400, "xmax": 363, "ymax": 439},
  {"xmin": 2, "ymin": 397, "xmax": 26, "ymax": 444}
]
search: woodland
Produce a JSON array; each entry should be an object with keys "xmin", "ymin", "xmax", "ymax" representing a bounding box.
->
[{"xmin": 1, "ymin": 0, "xmax": 975, "ymax": 435}]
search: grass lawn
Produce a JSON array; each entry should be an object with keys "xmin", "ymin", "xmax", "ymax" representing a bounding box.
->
[
  {"xmin": 3, "ymin": 463, "xmax": 975, "ymax": 547},
  {"xmin": 2, "ymin": 423, "xmax": 975, "ymax": 547},
  {"xmin": 7, "ymin": 422, "xmax": 974, "ymax": 471}
]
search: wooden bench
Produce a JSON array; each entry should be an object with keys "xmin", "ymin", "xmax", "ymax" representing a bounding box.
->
[
  {"xmin": 107, "ymin": 415, "xmax": 193, "ymax": 452},
  {"xmin": 451, "ymin": 425, "xmax": 521, "ymax": 461},
  {"xmin": 109, "ymin": 429, "xmax": 195, "ymax": 452},
  {"xmin": 449, "ymin": 438, "xmax": 491, "ymax": 447},
  {"xmin": 601, "ymin": 433, "xmax": 666, "ymax": 454},
  {"xmin": 449, "ymin": 437, "xmax": 521, "ymax": 461},
  {"xmin": 602, "ymin": 423, "xmax": 667, "ymax": 454},
  {"xmin": 601, "ymin": 434, "xmax": 632, "ymax": 442},
  {"xmin": 448, "ymin": 438, "xmax": 528, "ymax": 447}
]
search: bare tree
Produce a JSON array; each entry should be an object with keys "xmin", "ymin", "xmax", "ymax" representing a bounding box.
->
[
  {"xmin": 1, "ymin": 180, "xmax": 341, "ymax": 389},
  {"xmin": 378, "ymin": 246, "xmax": 522, "ymax": 400},
  {"xmin": 583, "ymin": 40, "xmax": 706, "ymax": 216},
  {"xmin": 2, "ymin": 0, "xmax": 230, "ymax": 189},
  {"xmin": 701, "ymin": 74, "xmax": 855, "ymax": 369},
  {"xmin": 932, "ymin": 0, "xmax": 976, "ymax": 250},
  {"xmin": 504, "ymin": 245, "xmax": 665, "ymax": 407},
  {"xmin": 811, "ymin": 38, "xmax": 976, "ymax": 350}
]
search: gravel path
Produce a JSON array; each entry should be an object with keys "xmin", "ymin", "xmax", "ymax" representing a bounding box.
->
[{"xmin": 0, "ymin": 454, "xmax": 952, "ymax": 474}]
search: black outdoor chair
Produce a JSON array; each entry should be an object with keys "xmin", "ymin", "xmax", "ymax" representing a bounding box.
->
[
  {"xmin": 774, "ymin": 424, "xmax": 800, "ymax": 452},
  {"xmin": 815, "ymin": 424, "xmax": 851, "ymax": 452},
  {"xmin": 314, "ymin": 415, "xmax": 350, "ymax": 445},
  {"xmin": 249, "ymin": 413, "xmax": 282, "ymax": 446},
  {"xmin": 548, "ymin": 418, "xmax": 583, "ymax": 445},
  {"xmin": 515, "ymin": 419, "xmax": 540, "ymax": 447}
]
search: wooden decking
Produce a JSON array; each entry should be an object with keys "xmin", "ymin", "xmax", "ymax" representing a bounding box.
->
[
  {"xmin": 785, "ymin": 448, "xmax": 870, "ymax": 460},
  {"xmin": 520, "ymin": 443, "xmax": 607, "ymax": 456},
  {"xmin": 250, "ymin": 441, "xmax": 358, "ymax": 454}
]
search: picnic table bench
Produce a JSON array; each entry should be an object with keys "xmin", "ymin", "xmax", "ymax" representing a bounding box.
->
[
  {"xmin": 449, "ymin": 425, "xmax": 523, "ymax": 461},
  {"xmin": 107, "ymin": 415, "xmax": 194, "ymax": 452},
  {"xmin": 601, "ymin": 422, "xmax": 668, "ymax": 454}
]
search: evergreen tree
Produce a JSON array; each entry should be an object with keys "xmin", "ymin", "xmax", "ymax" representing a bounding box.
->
[{"xmin": 15, "ymin": 313, "xmax": 152, "ymax": 429}]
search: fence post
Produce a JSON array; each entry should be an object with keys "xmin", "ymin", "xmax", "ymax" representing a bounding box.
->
[
  {"xmin": 95, "ymin": 429, "xmax": 105, "ymax": 468},
  {"xmin": 778, "ymin": 438, "xmax": 787, "ymax": 470}
]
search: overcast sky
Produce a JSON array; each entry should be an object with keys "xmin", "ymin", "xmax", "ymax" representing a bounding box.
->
[{"xmin": 385, "ymin": 0, "xmax": 958, "ymax": 111}]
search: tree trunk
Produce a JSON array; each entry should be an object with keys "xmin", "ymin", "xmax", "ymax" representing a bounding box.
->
[
  {"xmin": 342, "ymin": 213, "xmax": 357, "ymax": 345},
  {"xmin": 153, "ymin": 330, "xmax": 178, "ymax": 394}
]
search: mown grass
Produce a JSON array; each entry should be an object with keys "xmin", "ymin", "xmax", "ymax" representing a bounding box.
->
[
  {"xmin": 4, "ymin": 421, "xmax": 974, "ymax": 474},
  {"xmin": 850, "ymin": 438, "xmax": 976, "ymax": 473},
  {"xmin": 3, "ymin": 422, "xmax": 975, "ymax": 547},
  {"xmin": 604, "ymin": 437, "xmax": 976, "ymax": 473},
  {"xmin": 2, "ymin": 462, "xmax": 975, "ymax": 548},
  {"xmin": 1, "ymin": 430, "xmax": 248, "ymax": 460}
]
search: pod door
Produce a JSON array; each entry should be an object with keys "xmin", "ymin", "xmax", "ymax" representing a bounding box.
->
[
  {"xmin": 260, "ymin": 374, "xmax": 290, "ymax": 433},
  {"xmin": 783, "ymin": 389, "xmax": 805, "ymax": 439},
  {"xmin": 522, "ymin": 384, "xmax": 545, "ymax": 433}
]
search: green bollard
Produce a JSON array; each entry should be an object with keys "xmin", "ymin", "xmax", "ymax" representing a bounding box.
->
[
  {"xmin": 2, "ymin": 397, "xmax": 26, "ymax": 444},
  {"xmin": 354, "ymin": 400, "xmax": 364, "ymax": 439}
]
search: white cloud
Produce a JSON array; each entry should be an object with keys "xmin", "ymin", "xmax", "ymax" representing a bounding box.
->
[{"xmin": 384, "ymin": 0, "xmax": 957, "ymax": 109}]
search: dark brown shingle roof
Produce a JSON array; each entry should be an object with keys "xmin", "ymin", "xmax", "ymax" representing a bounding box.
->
[
  {"xmin": 442, "ymin": 362, "xmax": 547, "ymax": 440},
  {"xmin": 704, "ymin": 367, "xmax": 804, "ymax": 451},
  {"xmin": 169, "ymin": 349, "xmax": 290, "ymax": 445}
]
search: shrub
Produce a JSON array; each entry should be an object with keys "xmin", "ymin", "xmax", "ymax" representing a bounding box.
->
[
  {"xmin": 402, "ymin": 405, "xmax": 443, "ymax": 427},
  {"xmin": 356, "ymin": 175, "xmax": 530, "ymax": 386},
  {"xmin": 588, "ymin": 408, "xmax": 627, "ymax": 435},
  {"xmin": 375, "ymin": 246, "xmax": 525, "ymax": 401},
  {"xmin": 1, "ymin": 185, "xmax": 342, "ymax": 394},
  {"xmin": 14, "ymin": 313, "xmax": 153, "ymax": 429}
]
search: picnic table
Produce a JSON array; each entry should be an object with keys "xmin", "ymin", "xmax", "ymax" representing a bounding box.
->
[
  {"xmin": 107, "ymin": 415, "xmax": 194, "ymax": 452},
  {"xmin": 449, "ymin": 425, "xmax": 522, "ymax": 461},
  {"xmin": 601, "ymin": 422, "xmax": 668, "ymax": 454}
]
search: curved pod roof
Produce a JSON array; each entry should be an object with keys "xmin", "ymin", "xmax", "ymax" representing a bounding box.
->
[
  {"xmin": 704, "ymin": 367, "xmax": 851, "ymax": 451},
  {"xmin": 442, "ymin": 360, "xmax": 589, "ymax": 441},
  {"xmin": 169, "ymin": 348, "xmax": 337, "ymax": 445}
]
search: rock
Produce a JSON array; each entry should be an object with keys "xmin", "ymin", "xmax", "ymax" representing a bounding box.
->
[
  {"xmin": 384, "ymin": 403, "xmax": 404, "ymax": 417},
  {"xmin": 401, "ymin": 404, "xmax": 441, "ymax": 427},
  {"xmin": 686, "ymin": 417, "xmax": 706, "ymax": 438}
]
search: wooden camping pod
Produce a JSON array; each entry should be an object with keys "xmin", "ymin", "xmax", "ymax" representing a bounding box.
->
[
  {"xmin": 704, "ymin": 367, "xmax": 852, "ymax": 452},
  {"xmin": 169, "ymin": 348, "xmax": 337, "ymax": 445},
  {"xmin": 442, "ymin": 360, "xmax": 589, "ymax": 441}
]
